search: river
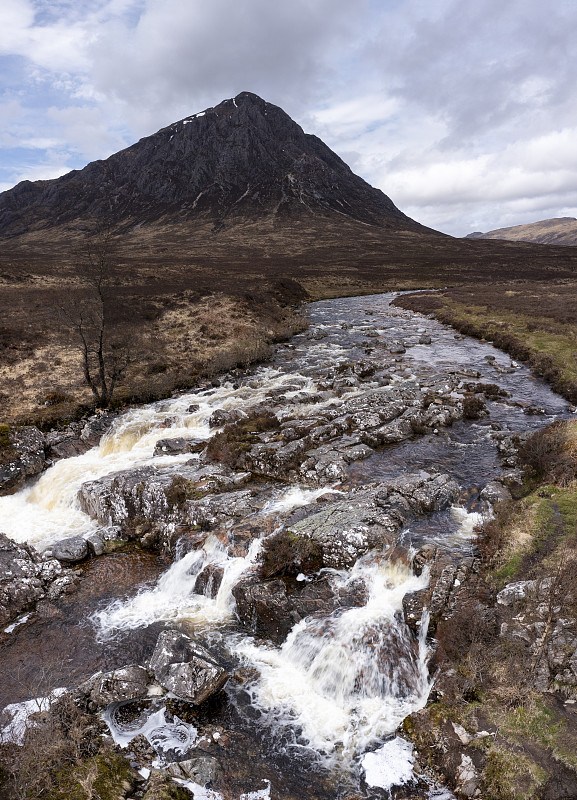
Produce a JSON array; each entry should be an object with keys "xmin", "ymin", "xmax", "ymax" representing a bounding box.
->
[{"xmin": 0, "ymin": 292, "xmax": 572, "ymax": 799}]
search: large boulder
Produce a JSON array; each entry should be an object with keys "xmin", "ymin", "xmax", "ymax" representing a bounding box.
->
[
  {"xmin": 148, "ymin": 630, "xmax": 228, "ymax": 704},
  {"xmin": 78, "ymin": 463, "xmax": 252, "ymax": 527},
  {"xmin": 284, "ymin": 473, "xmax": 460, "ymax": 569},
  {"xmin": 233, "ymin": 575, "xmax": 368, "ymax": 644}
]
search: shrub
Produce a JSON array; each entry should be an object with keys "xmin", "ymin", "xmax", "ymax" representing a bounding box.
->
[
  {"xmin": 462, "ymin": 395, "xmax": 486, "ymax": 419},
  {"xmin": 259, "ymin": 530, "xmax": 323, "ymax": 578},
  {"xmin": 518, "ymin": 422, "xmax": 577, "ymax": 485}
]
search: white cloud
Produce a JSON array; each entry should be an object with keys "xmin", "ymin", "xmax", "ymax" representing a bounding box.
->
[{"xmin": 1, "ymin": 0, "xmax": 577, "ymax": 235}]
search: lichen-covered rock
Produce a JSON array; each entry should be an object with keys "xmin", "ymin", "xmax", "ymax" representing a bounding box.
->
[
  {"xmin": 0, "ymin": 426, "xmax": 46, "ymax": 495},
  {"xmin": 149, "ymin": 629, "xmax": 228, "ymax": 704},
  {"xmin": 285, "ymin": 473, "xmax": 459, "ymax": 569},
  {"xmin": 79, "ymin": 665, "xmax": 152, "ymax": 708},
  {"xmin": 0, "ymin": 532, "xmax": 70, "ymax": 626},
  {"xmin": 78, "ymin": 463, "xmax": 252, "ymax": 527}
]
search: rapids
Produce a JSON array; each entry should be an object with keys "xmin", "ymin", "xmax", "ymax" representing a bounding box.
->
[{"xmin": 0, "ymin": 292, "xmax": 572, "ymax": 798}]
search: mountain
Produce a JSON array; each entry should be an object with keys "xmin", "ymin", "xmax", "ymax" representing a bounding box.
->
[
  {"xmin": 466, "ymin": 217, "xmax": 577, "ymax": 247},
  {"xmin": 0, "ymin": 92, "xmax": 428, "ymax": 238}
]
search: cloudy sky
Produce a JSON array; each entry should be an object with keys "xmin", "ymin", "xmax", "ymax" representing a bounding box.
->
[{"xmin": 1, "ymin": 0, "xmax": 576, "ymax": 236}]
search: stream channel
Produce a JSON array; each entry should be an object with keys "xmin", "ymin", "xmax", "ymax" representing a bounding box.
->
[{"xmin": 0, "ymin": 292, "xmax": 573, "ymax": 799}]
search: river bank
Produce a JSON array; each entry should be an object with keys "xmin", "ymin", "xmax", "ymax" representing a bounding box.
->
[
  {"xmin": 0, "ymin": 292, "xmax": 575, "ymax": 799},
  {"xmin": 392, "ymin": 281, "xmax": 577, "ymax": 405}
]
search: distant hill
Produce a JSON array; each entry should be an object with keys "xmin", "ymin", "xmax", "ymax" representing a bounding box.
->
[{"xmin": 466, "ymin": 217, "xmax": 577, "ymax": 246}]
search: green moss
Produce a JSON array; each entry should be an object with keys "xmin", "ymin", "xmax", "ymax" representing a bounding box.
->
[
  {"xmin": 51, "ymin": 751, "xmax": 134, "ymax": 800},
  {"xmin": 499, "ymin": 699, "xmax": 577, "ymax": 770},
  {"xmin": 483, "ymin": 745, "xmax": 546, "ymax": 800}
]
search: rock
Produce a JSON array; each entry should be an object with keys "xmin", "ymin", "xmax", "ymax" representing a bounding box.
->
[
  {"xmin": 153, "ymin": 437, "xmax": 206, "ymax": 456},
  {"xmin": 194, "ymin": 564, "xmax": 224, "ymax": 598},
  {"xmin": 0, "ymin": 532, "xmax": 68, "ymax": 626},
  {"xmin": 0, "ymin": 426, "xmax": 46, "ymax": 495},
  {"xmin": 418, "ymin": 334, "xmax": 431, "ymax": 345},
  {"xmin": 389, "ymin": 341, "xmax": 406, "ymax": 354},
  {"xmin": 149, "ymin": 629, "xmax": 228, "ymax": 704},
  {"xmin": 480, "ymin": 481, "xmax": 512, "ymax": 505},
  {"xmin": 166, "ymin": 755, "xmax": 220, "ymax": 785},
  {"xmin": 86, "ymin": 526, "xmax": 127, "ymax": 556},
  {"xmin": 81, "ymin": 665, "xmax": 151, "ymax": 708},
  {"xmin": 233, "ymin": 579, "xmax": 293, "ymax": 643},
  {"xmin": 284, "ymin": 474, "xmax": 459, "ymax": 569},
  {"xmin": 454, "ymin": 753, "xmax": 481, "ymax": 798},
  {"xmin": 496, "ymin": 580, "xmax": 537, "ymax": 606},
  {"xmin": 233, "ymin": 575, "xmax": 368, "ymax": 644},
  {"xmin": 78, "ymin": 462, "xmax": 252, "ymax": 528},
  {"xmin": 48, "ymin": 536, "xmax": 89, "ymax": 563}
]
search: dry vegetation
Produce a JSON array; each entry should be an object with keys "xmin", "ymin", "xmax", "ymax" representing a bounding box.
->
[
  {"xmin": 405, "ymin": 420, "xmax": 577, "ymax": 799},
  {"xmin": 3, "ymin": 216, "xmax": 577, "ymax": 428},
  {"xmin": 0, "ymin": 277, "xmax": 307, "ymax": 426}
]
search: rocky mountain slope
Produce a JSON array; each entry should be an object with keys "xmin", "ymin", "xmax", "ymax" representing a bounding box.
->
[
  {"xmin": 0, "ymin": 92, "xmax": 428, "ymax": 238},
  {"xmin": 466, "ymin": 217, "xmax": 577, "ymax": 246}
]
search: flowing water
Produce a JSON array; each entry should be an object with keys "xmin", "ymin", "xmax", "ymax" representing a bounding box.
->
[{"xmin": 0, "ymin": 293, "xmax": 572, "ymax": 798}]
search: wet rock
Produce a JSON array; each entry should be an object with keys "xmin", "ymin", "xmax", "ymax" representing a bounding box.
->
[
  {"xmin": 85, "ymin": 526, "xmax": 127, "ymax": 556},
  {"xmin": 80, "ymin": 665, "xmax": 151, "ymax": 708},
  {"xmin": 0, "ymin": 425, "xmax": 46, "ymax": 495},
  {"xmin": 389, "ymin": 341, "xmax": 406, "ymax": 354},
  {"xmin": 194, "ymin": 564, "xmax": 224, "ymax": 598},
  {"xmin": 233, "ymin": 578, "xmax": 293, "ymax": 643},
  {"xmin": 46, "ymin": 413, "xmax": 117, "ymax": 461},
  {"xmin": 209, "ymin": 409, "xmax": 246, "ymax": 427},
  {"xmin": 233, "ymin": 575, "xmax": 368, "ymax": 644},
  {"xmin": 153, "ymin": 437, "xmax": 206, "ymax": 456},
  {"xmin": 166, "ymin": 755, "xmax": 220, "ymax": 785},
  {"xmin": 47, "ymin": 535, "xmax": 89, "ymax": 563},
  {"xmin": 403, "ymin": 546, "xmax": 477, "ymax": 635},
  {"xmin": 0, "ymin": 532, "xmax": 68, "ymax": 626},
  {"xmin": 418, "ymin": 334, "xmax": 431, "ymax": 345},
  {"xmin": 149, "ymin": 629, "xmax": 228, "ymax": 704}
]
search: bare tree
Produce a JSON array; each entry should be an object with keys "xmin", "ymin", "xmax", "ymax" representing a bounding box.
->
[{"xmin": 60, "ymin": 230, "xmax": 132, "ymax": 408}]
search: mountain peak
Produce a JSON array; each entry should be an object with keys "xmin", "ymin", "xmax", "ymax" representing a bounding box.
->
[{"xmin": 0, "ymin": 93, "xmax": 425, "ymax": 238}]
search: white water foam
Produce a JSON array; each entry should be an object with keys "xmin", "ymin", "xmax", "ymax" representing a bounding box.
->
[
  {"xmin": 232, "ymin": 559, "xmax": 431, "ymax": 765},
  {"xmin": 93, "ymin": 536, "xmax": 262, "ymax": 638},
  {"xmin": 362, "ymin": 737, "xmax": 414, "ymax": 789},
  {"xmin": 104, "ymin": 703, "xmax": 197, "ymax": 757},
  {"xmin": 0, "ymin": 368, "xmax": 318, "ymax": 549}
]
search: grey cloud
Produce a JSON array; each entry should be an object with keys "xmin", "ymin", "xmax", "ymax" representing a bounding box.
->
[{"xmin": 87, "ymin": 0, "xmax": 366, "ymax": 133}]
